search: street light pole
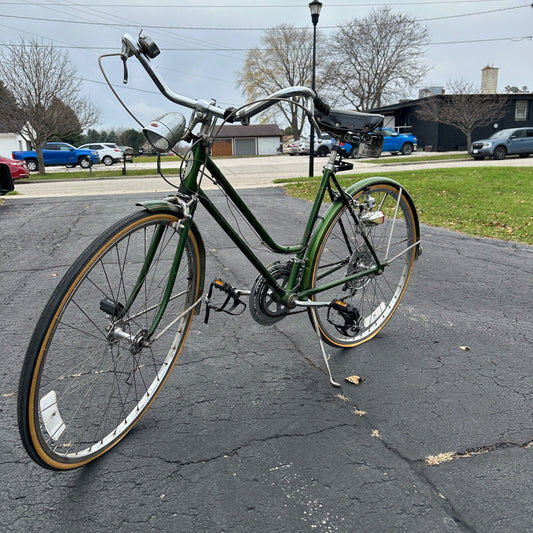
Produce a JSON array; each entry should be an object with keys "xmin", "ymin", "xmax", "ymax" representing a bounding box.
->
[{"xmin": 308, "ymin": 0, "xmax": 322, "ymax": 178}]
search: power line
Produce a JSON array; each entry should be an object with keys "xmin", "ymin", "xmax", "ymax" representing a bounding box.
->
[
  {"xmin": 13, "ymin": 0, "xmax": 247, "ymax": 63},
  {"xmin": 0, "ymin": 0, "xmax": 517, "ymax": 5},
  {"xmin": 0, "ymin": 4, "xmax": 529, "ymax": 29},
  {"xmin": 1, "ymin": 35, "xmax": 531, "ymax": 51},
  {"xmin": 417, "ymin": 3, "xmax": 530, "ymax": 21},
  {"xmin": 430, "ymin": 35, "xmax": 532, "ymax": 44}
]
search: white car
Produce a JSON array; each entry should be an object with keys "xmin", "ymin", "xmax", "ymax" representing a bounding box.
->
[
  {"xmin": 288, "ymin": 134, "xmax": 332, "ymax": 157},
  {"xmin": 78, "ymin": 143, "xmax": 124, "ymax": 166}
]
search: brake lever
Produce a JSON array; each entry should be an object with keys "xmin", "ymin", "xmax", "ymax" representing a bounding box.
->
[
  {"xmin": 309, "ymin": 111, "xmax": 322, "ymax": 143},
  {"xmin": 304, "ymin": 96, "xmax": 322, "ymax": 142},
  {"xmin": 120, "ymin": 34, "xmax": 136, "ymax": 84},
  {"xmin": 122, "ymin": 57, "xmax": 129, "ymax": 84}
]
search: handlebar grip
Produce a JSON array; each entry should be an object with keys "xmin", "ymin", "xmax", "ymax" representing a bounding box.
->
[{"xmin": 314, "ymin": 95, "xmax": 331, "ymax": 115}]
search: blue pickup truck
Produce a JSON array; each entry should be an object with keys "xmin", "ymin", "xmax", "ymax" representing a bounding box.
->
[
  {"xmin": 12, "ymin": 142, "xmax": 100, "ymax": 171},
  {"xmin": 337, "ymin": 128, "xmax": 418, "ymax": 158}
]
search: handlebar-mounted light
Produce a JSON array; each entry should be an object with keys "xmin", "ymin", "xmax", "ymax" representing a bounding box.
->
[
  {"xmin": 138, "ymin": 33, "xmax": 160, "ymax": 59},
  {"xmin": 143, "ymin": 112, "xmax": 187, "ymax": 152}
]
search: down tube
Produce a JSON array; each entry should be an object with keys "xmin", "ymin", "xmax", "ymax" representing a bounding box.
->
[{"xmin": 197, "ymin": 191, "xmax": 289, "ymax": 300}]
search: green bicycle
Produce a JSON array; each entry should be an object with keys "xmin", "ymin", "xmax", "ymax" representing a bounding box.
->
[{"xmin": 18, "ymin": 33, "xmax": 421, "ymax": 470}]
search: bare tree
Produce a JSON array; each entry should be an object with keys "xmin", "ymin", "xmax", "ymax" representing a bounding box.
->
[
  {"xmin": 416, "ymin": 80, "xmax": 509, "ymax": 150},
  {"xmin": 238, "ymin": 24, "xmax": 329, "ymax": 140},
  {"xmin": 0, "ymin": 39, "xmax": 99, "ymax": 173},
  {"xmin": 326, "ymin": 7, "xmax": 429, "ymax": 110}
]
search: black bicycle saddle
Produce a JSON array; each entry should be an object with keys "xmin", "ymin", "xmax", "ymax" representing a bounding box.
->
[{"xmin": 315, "ymin": 108, "xmax": 384, "ymax": 137}]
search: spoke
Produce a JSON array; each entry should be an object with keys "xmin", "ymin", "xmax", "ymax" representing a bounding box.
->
[
  {"xmin": 126, "ymin": 289, "xmax": 188, "ymax": 321},
  {"xmin": 385, "ymin": 188, "xmax": 402, "ymax": 261},
  {"xmin": 27, "ymin": 212, "xmax": 199, "ymax": 465}
]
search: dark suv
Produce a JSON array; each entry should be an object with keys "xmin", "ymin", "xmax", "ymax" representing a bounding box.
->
[{"xmin": 470, "ymin": 127, "xmax": 533, "ymax": 160}]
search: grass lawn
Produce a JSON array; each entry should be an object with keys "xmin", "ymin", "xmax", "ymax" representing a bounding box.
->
[
  {"xmin": 11, "ymin": 159, "xmax": 532, "ymax": 245},
  {"xmin": 364, "ymin": 152, "xmax": 469, "ymax": 165},
  {"xmin": 14, "ymin": 166, "xmax": 182, "ymax": 181},
  {"xmin": 278, "ymin": 166, "xmax": 533, "ymax": 245}
]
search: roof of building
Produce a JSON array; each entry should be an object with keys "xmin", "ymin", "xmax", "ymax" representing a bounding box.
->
[
  {"xmin": 371, "ymin": 92, "xmax": 533, "ymax": 113},
  {"xmin": 215, "ymin": 124, "xmax": 284, "ymax": 138}
]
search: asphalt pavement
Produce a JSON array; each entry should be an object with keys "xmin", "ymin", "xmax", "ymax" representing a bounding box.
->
[{"xmin": 1, "ymin": 158, "xmax": 532, "ymax": 532}]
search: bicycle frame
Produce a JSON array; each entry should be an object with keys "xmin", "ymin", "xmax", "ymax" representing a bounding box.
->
[
  {"xmin": 136, "ymin": 140, "xmax": 417, "ymax": 342},
  {"xmin": 107, "ymin": 33, "xmax": 420, "ymax": 342}
]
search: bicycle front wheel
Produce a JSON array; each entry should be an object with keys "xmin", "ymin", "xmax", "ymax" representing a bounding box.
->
[
  {"xmin": 18, "ymin": 210, "xmax": 202, "ymax": 470},
  {"xmin": 308, "ymin": 181, "xmax": 418, "ymax": 348}
]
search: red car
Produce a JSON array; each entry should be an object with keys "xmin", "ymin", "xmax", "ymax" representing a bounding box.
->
[{"xmin": 0, "ymin": 156, "xmax": 30, "ymax": 179}]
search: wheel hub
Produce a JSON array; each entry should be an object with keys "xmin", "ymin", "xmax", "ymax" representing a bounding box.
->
[
  {"xmin": 344, "ymin": 249, "xmax": 375, "ymax": 291},
  {"xmin": 107, "ymin": 325, "xmax": 149, "ymax": 354}
]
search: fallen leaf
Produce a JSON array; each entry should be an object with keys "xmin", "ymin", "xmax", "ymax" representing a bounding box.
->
[
  {"xmin": 345, "ymin": 375, "xmax": 363, "ymax": 385},
  {"xmin": 425, "ymin": 452, "xmax": 455, "ymax": 466}
]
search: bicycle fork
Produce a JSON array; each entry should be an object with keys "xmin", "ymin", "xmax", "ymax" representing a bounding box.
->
[{"xmin": 102, "ymin": 212, "xmax": 199, "ymax": 352}]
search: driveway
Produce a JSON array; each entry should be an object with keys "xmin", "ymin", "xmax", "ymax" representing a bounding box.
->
[{"xmin": 1, "ymin": 185, "xmax": 531, "ymax": 532}]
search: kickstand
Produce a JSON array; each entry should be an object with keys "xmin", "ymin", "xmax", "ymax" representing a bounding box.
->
[{"xmin": 310, "ymin": 308, "xmax": 341, "ymax": 387}]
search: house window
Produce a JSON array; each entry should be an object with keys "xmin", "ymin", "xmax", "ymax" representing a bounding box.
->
[{"xmin": 515, "ymin": 100, "xmax": 528, "ymax": 121}]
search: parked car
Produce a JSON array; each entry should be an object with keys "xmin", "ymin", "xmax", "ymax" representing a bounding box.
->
[
  {"xmin": 470, "ymin": 127, "xmax": 533, "ymax": 160},
  {"xmin": 0, "ymin": 156, "xmax": 30, "ymax": 179},
  {"xmin": 0, "ymin": 160, "xmax": 15, "ymax": 195},
  {"xmin": 117, "ymin": 145, "xmax": 133, "ymax": 155},
  {"xmin": 382, "ymin": 128, "xmax": 417, "ymax": 155},
  {"xmin": 117, "ymin": 145, "xmax": 134, "ymax": 161},
  {"xmin": 289, "ymin": 134, "xmax": 333, "ymax": 156},
  {"xmin": 333, "ymin": 128, "xmax": 418, "ymax": 158},
  {"xmin": 12, "ymin": 142, "xmax": 99, "ymax": 171},
  {"xmin": 78, "ymin": 143, "xmax": 123, "ymax": 166}
]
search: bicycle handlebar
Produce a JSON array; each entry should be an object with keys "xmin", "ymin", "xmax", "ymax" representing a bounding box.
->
[{"xmin": 120, "ymin": 33, "xmax": 330, "ymax": 125}]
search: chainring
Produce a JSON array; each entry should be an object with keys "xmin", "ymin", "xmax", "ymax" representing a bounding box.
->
[{"xmin": 249, "ymin": 262, "xmax": 292, "ymax": 325}]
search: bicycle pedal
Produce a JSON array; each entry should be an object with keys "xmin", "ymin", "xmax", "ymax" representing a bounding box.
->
[
  {"xmin": 327, "ymin": 300, "xmax": 361, "ymax": 336},
  {"xmin": 204, "ymin": 278, "xmax": 247, "ymax": 324}
]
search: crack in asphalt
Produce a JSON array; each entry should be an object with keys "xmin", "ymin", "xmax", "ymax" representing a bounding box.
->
[
  {"xmin": 266, "ymin": 320, "xmax": 531, "ymax": 533},
  {"xmin": 425, "ymin": 439, "xmax": 533, "ymax": 466},
  {"xmin": 133, "ymin": 422, "xmax": 356, "ymax": 469}
]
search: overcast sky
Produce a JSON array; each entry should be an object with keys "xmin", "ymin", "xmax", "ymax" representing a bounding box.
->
[{"xmin": 1, "ymin": 0, "xmax": 532, "ymax": 132}]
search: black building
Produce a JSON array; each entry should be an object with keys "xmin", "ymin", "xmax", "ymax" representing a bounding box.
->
[{"xmin": 371, "ymin": 93, "xmax": 533, "ymax": 152}]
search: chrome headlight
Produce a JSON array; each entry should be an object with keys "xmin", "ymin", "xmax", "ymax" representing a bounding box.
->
[{"xmin": 143, "ymin": 112, "xmax": 186, "ymax": 152}]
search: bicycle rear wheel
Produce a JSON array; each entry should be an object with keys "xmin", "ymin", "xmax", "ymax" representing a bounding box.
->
[
  {"xmin": 308, "ymin": 181, "xmax": 418, "ymax": 348},
  {"xmin": 18, "ymin": 210, "xmax": 202, "ymax": 470}
]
